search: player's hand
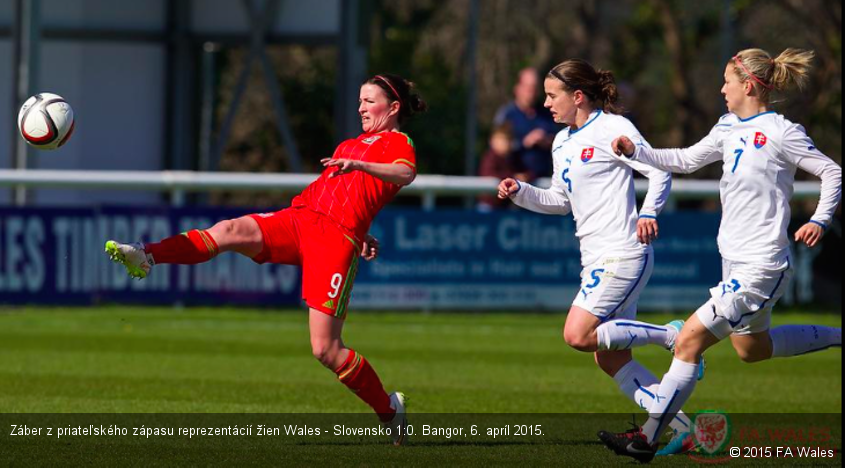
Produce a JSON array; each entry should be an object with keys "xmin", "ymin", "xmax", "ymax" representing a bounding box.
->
[
  {"xmin": 611, "ymin": 136, "xmax": 636, "ymax": 158},
  {"xmin": 361, "ymin": 234, "xmax": 380, "ymax": 261},
  {"xmin": 637, "ymin": 217, "xmax": 659, "ymax": 245},
  {"xmin": 794, "ymin": 222, "xmax": 824, "ymax": 248},
  {"xmin": 498, "ymin": 178, "xmax": 520, "ymax": 199},
  {"xmin": 321, "ymin": 158, "xmax": 361, "ymax": 177}
]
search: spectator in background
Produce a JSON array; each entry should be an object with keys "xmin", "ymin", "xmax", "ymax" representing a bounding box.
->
[
  {"xmin": 494, "ymin": 67, "xmax": 559, "ymax": 181},
  {"xmin": 478, "ymin": 125, "xmax": 519, "ymax": 211}
]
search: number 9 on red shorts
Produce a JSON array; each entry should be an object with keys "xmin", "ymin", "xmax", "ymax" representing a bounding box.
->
[{"xmin": 250, "ymin": 207, "xmax": 360, "ymax": 319}]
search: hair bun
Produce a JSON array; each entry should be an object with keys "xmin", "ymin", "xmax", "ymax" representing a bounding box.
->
[
  {"xmin": 408, "ymin": 93, "xmax": 429, "ymax": 115},
  {"xmin": 597, "ymin": 69, "xmax": 620, "ymax": 106}
]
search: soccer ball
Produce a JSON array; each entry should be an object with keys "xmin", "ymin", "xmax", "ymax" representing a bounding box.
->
[{"xmin": 18, "ymin": 93, "xmax": 75, "ymax": 150}]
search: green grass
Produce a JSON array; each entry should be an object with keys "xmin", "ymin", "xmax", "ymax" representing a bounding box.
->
[{"xmin": 0, "ymin": 308, "xmax": 840, "ymax": 465}]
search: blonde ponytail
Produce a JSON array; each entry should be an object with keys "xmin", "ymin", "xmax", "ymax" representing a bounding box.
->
[
  {"xmin": 732, "ymin": 48, "xmax": 814, "ymax": 103},
  {"xmin": 772, "ymin": 48, "xmax": 814, "ymax": 92}
]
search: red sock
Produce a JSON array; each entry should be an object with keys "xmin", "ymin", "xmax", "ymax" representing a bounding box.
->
[
  {"xmin": 335, "ymin": 350, "xmax": 395, "ymax": 421},
  {"xmin": 145, "ymin": 230, "xmax": 219, "ymax": 265}
]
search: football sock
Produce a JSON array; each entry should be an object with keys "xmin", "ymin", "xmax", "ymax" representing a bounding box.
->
[
  {"xmin": 613, "ymin": 360, "xmax": 692, "ymax": 434},
  {"xmin": 641, "ymin": 358, "xmax": 699, "ymax": 444},
  {"xmin": 144, "ymin": 230, "xmax": 219, "ymax": 265},
  {"xmin": 770, "ymin": 325, "xmax": 842, "ymax": 358},
  {"xmin": 334, "ymin": 349, "xmax": 395, "ymax": 422},
  {"xmin": 596, "ymin": 320, "xmax": 676, "ymax": 351}
]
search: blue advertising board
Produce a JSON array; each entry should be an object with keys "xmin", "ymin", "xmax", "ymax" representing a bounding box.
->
[
  {"xmin": 0, "ymin": 206, "xmax": 806, "ymax": 311},
  {"xmin": 357, "ymin": 210, "xmax": 721, "ymax": 310},
  {"xmin": 0, "ymin": 207, "xmax": 301, "ymax": 307}
]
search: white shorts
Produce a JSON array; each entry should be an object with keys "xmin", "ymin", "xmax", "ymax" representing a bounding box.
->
[
  {"xmin": 696, "ymin": 257, "xmax": 793, "ymax": 340},
  {"xmin": 572, "ymin": 251, "xmax": 654, "ymax": 322}
]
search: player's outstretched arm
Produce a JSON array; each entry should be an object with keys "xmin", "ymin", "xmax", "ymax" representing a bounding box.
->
[
  {"xmin": 499, "ymin": 177, "xmax": 571, "ymax": 215},
  {"xmin": 611, "ymin": 132, "xmax": 722, "ymax": 175},
  {"xmin": 322, "ymin": 158, "xmax": 415, "ymax": 186}
]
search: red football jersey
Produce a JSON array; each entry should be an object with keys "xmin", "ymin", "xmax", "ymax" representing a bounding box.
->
[{"xmin": 292, "ymin": 131, "xmax": 417, "ymax": 240}]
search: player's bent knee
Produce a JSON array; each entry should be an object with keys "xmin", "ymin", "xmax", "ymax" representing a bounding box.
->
[
  {"xmin": 211, "ymin": 218, "xmax": 259, "ymax": 244},
  {"xmin": 311, "ymin": 341, "xmax": 342, "ymax": 368},
  {"xmin": 232, "ymin": 217, "xmax": 263, "ymax": 244},
  {"xmin": 212, "ymin": 219, "xmax": 237, "ymax": 236},
  {"xmin": 673, "ymin": 333, "xmax": 701, "ymax": 361},
  {"xmin": 563, "ymin": 328, "xmax": 596, "ymax": 352},
  {"xmin": 207, "ymin": 219, "xmax": 238, "ymax": 247}
]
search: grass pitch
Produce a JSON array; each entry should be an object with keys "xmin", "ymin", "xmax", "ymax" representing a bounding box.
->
[
  {"xmin": 0, "ymin": 307, "xmax": 840, "ymax": 465},
  {"xmin": 0, "ymin": 307, "xmax": 840, "ymax": 413}
]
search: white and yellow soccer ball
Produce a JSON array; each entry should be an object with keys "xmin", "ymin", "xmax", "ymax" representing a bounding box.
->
[{"xmin": 18, "ymin": 93, "xmax": 75, "ymax": 150}]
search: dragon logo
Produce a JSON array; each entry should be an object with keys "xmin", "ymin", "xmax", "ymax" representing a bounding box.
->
[{"xmin": 693, "ymin": 411, "xmax": 732, "ymax": 455}]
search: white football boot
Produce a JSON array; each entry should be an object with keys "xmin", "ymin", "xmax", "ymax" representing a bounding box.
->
[
  {"xmin": 105, "ymin": 240, "xmax": 153, "ymax": 279},
  {"xmin": 383, "ymin": 392, "xmax": 409, "ymax": 446}
]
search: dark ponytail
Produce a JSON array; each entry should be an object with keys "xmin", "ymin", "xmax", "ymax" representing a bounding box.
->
[
  {"xmin": 596, "ymin": 70, "xmax": 623, "ymax": 114},
  {"xmin": 548, "ymin": 59, "xmax": 624, "ymax": 114},
  {"xmin": 365, "ymin": 74, "xmax": 429, "ymax": 125}
]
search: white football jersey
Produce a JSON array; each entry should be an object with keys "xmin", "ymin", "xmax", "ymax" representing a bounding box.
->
[
  {"xmin": 631, "ymin": 111, "xmax": 842, "ymax": 269},
  {"xmin": 512, "ymin": 110, "xmax": 672, "ymax": 266}
]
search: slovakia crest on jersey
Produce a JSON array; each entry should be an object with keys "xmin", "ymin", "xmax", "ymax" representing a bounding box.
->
[
  {"xmin": 362, "ymin": 135, "xmax": 382, "ymax": 145},
  {"xmin": 753, "ymin": 132, "xmax": 767, "ymax": 149},
  {"xmin": 581, "ymin": 147, "xmax": 595, "ymax": 162}
]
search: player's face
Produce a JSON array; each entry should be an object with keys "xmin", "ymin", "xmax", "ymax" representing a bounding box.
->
[
  {"xmin": 359, "ymin": 84, "xmax": 400, "ymax": 133},
  {"xmin": 543, "ymin": 78, "xmax": 575, "ymax": 125},
  {"xmin": 721, "ymin": 63, "xmax": 748, "ymax": 113}
]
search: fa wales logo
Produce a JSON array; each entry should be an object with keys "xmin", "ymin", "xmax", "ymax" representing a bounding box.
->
[{"xmin": 693, "ymin": 411, "xmax": 732, "ymax": 456}]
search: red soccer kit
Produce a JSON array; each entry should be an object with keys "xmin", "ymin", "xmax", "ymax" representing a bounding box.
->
[{"xmin": 250, "ymin": 131, "xmax": 416, "ymax": 318}]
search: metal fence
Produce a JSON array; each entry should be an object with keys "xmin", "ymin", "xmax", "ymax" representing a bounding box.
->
[{"xmin": 0, "ymin": 169, "xmax": 824, "ymax": 210}]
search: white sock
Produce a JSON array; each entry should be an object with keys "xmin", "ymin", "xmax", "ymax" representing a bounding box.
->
[
  {"xmin": 613, "ymin": 360, "xmax": 692, "ymax": 434},
  {"xmin": 596, "ymin": 320, "xmax": 676, "ymax": 351},
  {"xmin": 770, "ymin": 325, "xmax": 842, "ymax": 358},
  {"xmin": 641, "ymin": 358, "xmax": 698, "ymax": 443}
]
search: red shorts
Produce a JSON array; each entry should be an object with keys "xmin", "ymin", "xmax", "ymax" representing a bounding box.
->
[{"xmin": 249, "ymin": 207, "xmax": 360, "ymax": 319}]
